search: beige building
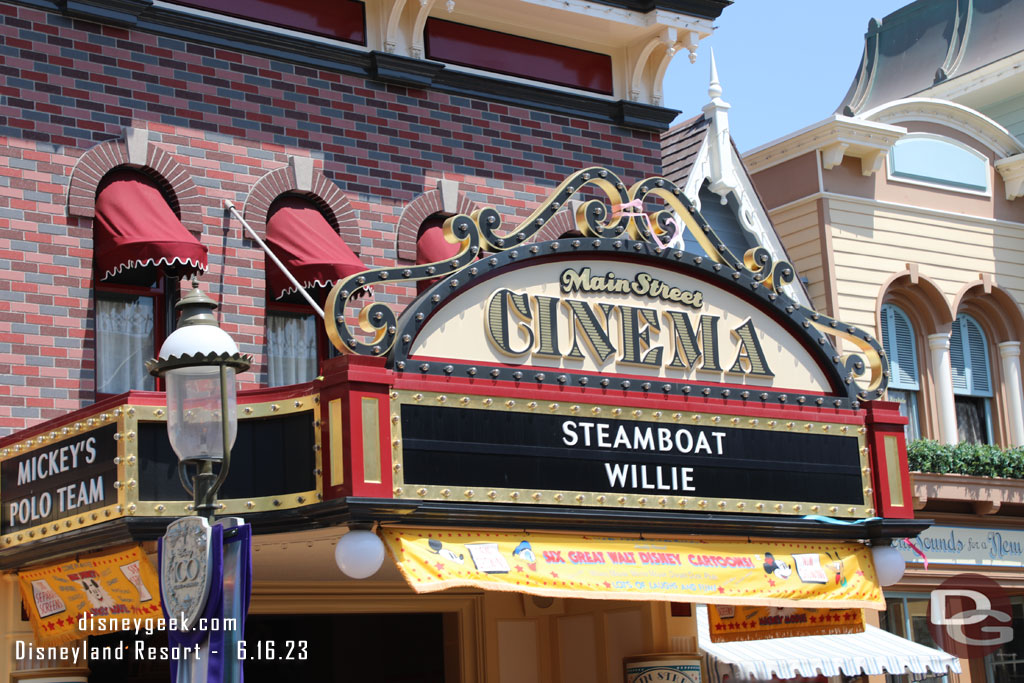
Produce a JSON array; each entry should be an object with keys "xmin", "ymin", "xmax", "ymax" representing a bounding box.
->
[{"xmin": 734, "ymin": 1, "xmax": 1024, "ymax": 680}]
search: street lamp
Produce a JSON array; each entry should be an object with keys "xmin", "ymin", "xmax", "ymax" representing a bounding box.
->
[{"xmin": 146, "ymin": 281, "xmax": 251, "ymax": 518}]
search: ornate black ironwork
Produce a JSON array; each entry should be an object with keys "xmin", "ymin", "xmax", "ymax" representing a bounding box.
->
[{"xmin": 324, "ymin": 167, "xmax": 888, "ymax": 403}]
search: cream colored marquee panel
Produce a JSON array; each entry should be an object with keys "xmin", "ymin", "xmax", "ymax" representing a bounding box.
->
[{"xmin": 409, "ymin": 260, "xmax": 834, "ymax": 393}]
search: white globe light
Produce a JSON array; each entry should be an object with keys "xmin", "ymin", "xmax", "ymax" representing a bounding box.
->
[
  {"xmin": 159, "ymin": 323, "xmax": 241, "ymax": 359},
  {"xmin": 871, "ymin": 544, "xmax": 906, "ymax": 587},
  {"xmin": 335, "ymin": 530, "xmax": 386, "ymax": 579}
]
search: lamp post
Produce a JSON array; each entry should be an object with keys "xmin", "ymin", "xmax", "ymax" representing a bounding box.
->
[
  {"xmin": 146, "ymin": 281, "xmax": 253, "ymax": 683},
  {"xmin": 146, "ymin": 281, "xmax": 251, "ymax": 518}
]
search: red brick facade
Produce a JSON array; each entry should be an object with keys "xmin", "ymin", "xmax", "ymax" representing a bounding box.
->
[{"xmin": 0, "ymin": 2, "xmax": 663, "ymax": 435}]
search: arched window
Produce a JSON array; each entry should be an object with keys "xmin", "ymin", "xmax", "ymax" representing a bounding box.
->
[
  {"xmin": 950, "ymin": 314, "xmax": 994, "ymax": 443},
  {"xmin": 880, "ymin": 304, "xmax": 921, "ymax": 441},
  {"xmin": 888, "ymin": 134, "xmax": 989, "ymax": 193},
  {"xmin": 264, "ymin": 195, "xmax": 365, "ymax": 387},
  {"xmin": 94, "ymin": 169, "xmax": 207, "ymax": 397}
]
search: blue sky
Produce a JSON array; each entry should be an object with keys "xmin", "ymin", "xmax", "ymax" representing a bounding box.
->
[{"xmin": 663, "ymin": 1, "xmax": 912, "ymax": 152}]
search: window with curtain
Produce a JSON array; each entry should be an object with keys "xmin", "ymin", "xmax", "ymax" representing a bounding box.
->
[
  {"xmin": 950, "ymin": 313, "xmax": 994, "ymax": 444},
  {"xmin": 93, "ymin": 168, "xmax": 204, "ymax": 397},
  {"xmin": 267, "ymin": 311, "xmax": 318, "ymax": 387},
  {"xmin": 881, "ymin": 304, "xmax": 921, "ymax": 441},
  {"xmin": 263, "ymin": 194, "xmax": 366, "ymax": 386},
  {"xmin": 96, "ymin": 292, "xmax": 156, "ymax": 394}
]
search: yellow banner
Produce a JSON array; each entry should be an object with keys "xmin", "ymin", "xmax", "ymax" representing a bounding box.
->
[
  {"xmin": 382, "ymin": 528, "xmax": 884, "ymax": 609},
  {"xmin": 707, "ymin": 604, "xmax": 864, "ymax": 642},
  {"xmin": 18, "ymin": 545, "xmax": 161, "ymax": 645}
]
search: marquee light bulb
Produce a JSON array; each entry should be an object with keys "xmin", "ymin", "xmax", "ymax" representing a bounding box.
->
[{"xmin": 335, "ymin": 530, "xmax": 386, "ymax": 579}]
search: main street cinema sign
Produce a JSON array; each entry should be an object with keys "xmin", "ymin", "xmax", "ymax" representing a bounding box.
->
[{"xmin": 320, "ymin": 167, "xmax": 896, "ymax": 519}]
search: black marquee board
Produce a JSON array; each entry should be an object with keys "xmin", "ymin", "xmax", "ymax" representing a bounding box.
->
[{"xmin": 400, "ymin": 405, "xmax": 864, "ymax": 506}]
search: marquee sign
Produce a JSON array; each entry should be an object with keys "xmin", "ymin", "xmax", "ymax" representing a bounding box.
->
[
  {"xmin": 393, "ymin": 391, "xmax": 872, "ymax": 516},
  {"xmin": 1, "ymin": 423, "xmax": 118, "ymax": 536},
  {"xmin": 325, "ymin": 166, "xmax": 886, "ymax": 408},
  {"xmin": 409, "ymin": 261, "xmax": 833, "ymax": 393},
  {"xmin": 0, "ymin": 393, "xmax": 322, "ymax": 551},
  {"xmin": 321, "ymin": 165, "xmax": 891, "ymax": 519}
]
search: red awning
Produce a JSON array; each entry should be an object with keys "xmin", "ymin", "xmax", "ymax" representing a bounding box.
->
[
  {"xmin": 415, "ymin": 215, "xmax": 461, "ymax": 293},
  {"xmin": 266, "ymin": 196, "xmax": 366, "ymax": 299},
  {"xmin": 416, "ymin": 219, "xmax": 460, "ymax": 265},
  {"xmin": 94, "ymin": 170, "xmax": 208, "ymax": 281}
]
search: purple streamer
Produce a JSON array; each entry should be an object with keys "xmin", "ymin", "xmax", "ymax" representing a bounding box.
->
[{"xmin": 159, "ymin": 522, "xmax": 253, "ymax": 683}]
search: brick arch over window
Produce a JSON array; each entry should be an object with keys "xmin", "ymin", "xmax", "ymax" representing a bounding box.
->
[
  {"xmin": 66, "ymin": 138, "xmax": 203, "ymax": 230},
  {"xmin": 396, "ymin": 189, "xmax": 476, "ymax": 262},
  {"xmin": 244, "ymin": 164, "xmax": 358, "ymax": 253},
  {"xmin": 534, "ymin": 205, "xmax": 582, "ymax": 242}
]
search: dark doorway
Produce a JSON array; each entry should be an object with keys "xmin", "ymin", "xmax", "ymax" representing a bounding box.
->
[{"xmin": 87, "ymin": 612, "xmax": 447, "ymax": 683}]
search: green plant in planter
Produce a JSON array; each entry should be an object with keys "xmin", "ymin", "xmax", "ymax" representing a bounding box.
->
[{"xmin": 907, "ymin": 439, "xmax": 1024, "ymax": 479}]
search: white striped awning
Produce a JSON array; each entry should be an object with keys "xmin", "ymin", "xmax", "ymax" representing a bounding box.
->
[{"xmin": 698, "ymin": 605, "xmax": 961, "ymax": 681}]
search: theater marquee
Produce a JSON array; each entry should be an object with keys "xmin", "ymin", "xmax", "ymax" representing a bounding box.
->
[
  {"xmin": 391, "ymin": 391, "xmax": 871, "ymax": 516},
  {"xmin": 411, "ymin": 261, "xmax": 833, "ymax": 393},
  {"xmin": 322, "ymin": 166, "xmax": 895, "ymax": 519}
]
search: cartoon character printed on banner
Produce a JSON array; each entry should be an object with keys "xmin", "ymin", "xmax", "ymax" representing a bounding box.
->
[
  {"xmin": 825, "ymin": 552, "xmax": 847, "ymax": 587},
  {"xmin": 69, "ymin": 571, "xmax": 117, "ymax": 610},
  {"xmin": 427, "ymin": 538, "xmax": 465, "ymax": 564},
  {"xmin": 512, "ymin": 541, "xmax": 538, "ymax": 571},
  {"xmin": 761, "ymin": 552, "xmax": 792, "ymax": 580}
]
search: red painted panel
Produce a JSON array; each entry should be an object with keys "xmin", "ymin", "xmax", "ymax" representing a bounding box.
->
[
  {"xmin": 172, "ymin": 0, "xmax": 366, "ymax": 45},
  {"xmin": 863, "ymin": 401, "xmax": 913, "ymax": 519},
  {"xmin": 425, "ymin": 18, "xmax": 613, "ymax": 95}
]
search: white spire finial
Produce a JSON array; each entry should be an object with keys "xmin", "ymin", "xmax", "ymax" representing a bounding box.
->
[
  {"xmin": 708, "ymin": 48, "xmax": 722, "ymax": 100},
  {"xmin": 702, "ymin": 47, "xmax": 737, "ymax": 201}
]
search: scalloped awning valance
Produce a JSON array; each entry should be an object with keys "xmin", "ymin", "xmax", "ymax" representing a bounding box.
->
[
  {"xmin": 94, "ymin": 170, "xmax": 207, "ymax": 282},
  {"xmin": 266, "ymin": 196, "xmax": 365, "ymax": 300}
]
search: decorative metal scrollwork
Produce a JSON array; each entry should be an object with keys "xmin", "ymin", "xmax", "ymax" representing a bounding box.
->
[
  {"xmin": 324, "ymin": 213, "xmax": 480, "ymax": 356},
  {"xmin": 323, "ymin": 166, "xmax": 888, "ymax": 401},
  {"xmin": 806, "ymin": 315, "xmax": 888, "ymax": 401}
]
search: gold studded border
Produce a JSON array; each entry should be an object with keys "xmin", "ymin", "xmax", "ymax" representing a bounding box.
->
[
  {"xmin": 127, "ymin": 397, "xmax": 324, "ymax": 518},
  {"xmin": 1, "ymin": 396, "xmax": 324, "ymax": 550},
  {"xmin": 1, "ymin": 406, "xmax": 127, "ymax": 549},
  {"xmin": 390, "ymin": 390, "xmax": 874, "ymax": 518}
]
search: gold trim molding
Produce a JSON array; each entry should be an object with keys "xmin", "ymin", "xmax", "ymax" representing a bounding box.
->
[
  {"xmin": 2, "ymin": 396, "xmax": 323, "ymax": 549},
  {"xmin": 389, "ymin": 389, "xmax": 873, "ymax": 518}
]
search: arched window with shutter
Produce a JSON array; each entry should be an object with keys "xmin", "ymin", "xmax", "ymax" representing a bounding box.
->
[
  {"xmin": 880, "ymin": 304, "xmax": 921, "ymax": 441},
  {"xmin": 950, "ymin": 314, "xmax": 994, "ymax": 443},
  {"xmin": 882, "ymin": 305, "xmax": 919, "ymax": 390}
]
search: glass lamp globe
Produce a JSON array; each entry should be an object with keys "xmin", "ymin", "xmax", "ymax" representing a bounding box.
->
[
  {"xmin": 159, "ymin": 312, "xmax": 241, "ymax": 462},
  {"xmin": 148, "ymin": 282, "xmax": 251, "ymax": 463},
  {"xmin": 335, "ymin": 530, "xmax": 386, "ymax": 579}
]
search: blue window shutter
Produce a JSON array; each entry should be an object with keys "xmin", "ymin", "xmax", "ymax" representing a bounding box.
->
[
  {"xmin": 964, "ymin": 316, "xmax": 992, "ymax": 396},
  {"xmin": 951, "ymin": 315, "xmax": 992, "ymax": 397},
  {"xmin": 950, "ymin": 319, "xmax": 969, "ymax": 393},
  {"xmin": 882, "ymin": 305, "xmax": 920, "ymax": 390}
]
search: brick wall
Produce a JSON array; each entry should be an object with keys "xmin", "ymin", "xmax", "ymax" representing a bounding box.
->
[{"xmin": 0, "ymin": 2, "xmax": 663, "ymax": 435}]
